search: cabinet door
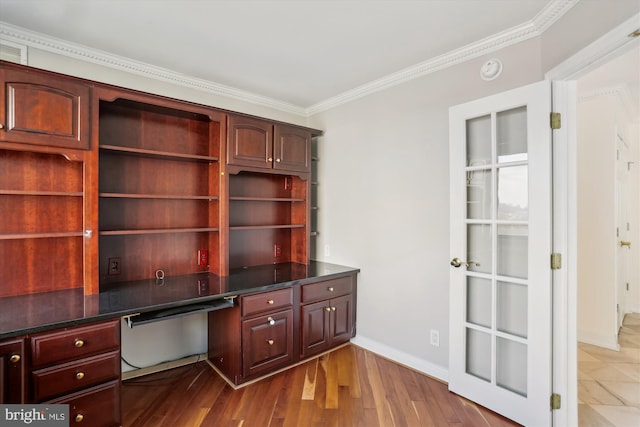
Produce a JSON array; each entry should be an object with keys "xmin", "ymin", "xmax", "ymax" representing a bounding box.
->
[
  {"xmin": 329, "ymin": 294, "xmax": 353, "ymax": 344},
  {"xmin": 0, "ymin": 67, "xmax": 90, "ymax": 150},
  {"xmin": 300, "ymin": 300, "xmax": 330, "ymax": 358},
  {"xmin": 273, "ymin": 124, "xmax": 310, "ymax": 172},
  {"xmin": 242, "ymin": 309, "xmax": 293, "ymax": 378},
  {"xmin": 227, "ymin": 115, "xmax": 273, "ymax": 169},
  {"xmin": 0, "ymin": 338, "xmax": 27, "ymax": 404}
]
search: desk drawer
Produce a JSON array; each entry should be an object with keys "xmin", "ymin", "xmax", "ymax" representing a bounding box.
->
[
  {"xmin": 46, "ymin": 380, "xmax": 120, "ymax": 427},
  {"xmin": 301, "ymin": 277, "xmax": 353, "ymax": 303},
  {"xmin": 241, "ymin": 288, "xmax": 292, "ymax": 317},
  {"xmin": 32, "ymin": 350, "xmax": 120, "ymax": 402},
  {"xmin": 30, "ymin": 319, "xmax": 120, "ymax": 368}
]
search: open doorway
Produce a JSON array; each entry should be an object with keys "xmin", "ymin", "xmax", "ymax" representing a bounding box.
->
[{"xmin": 575, "ymin": 43, "xmax": 640, "ymax": 426}]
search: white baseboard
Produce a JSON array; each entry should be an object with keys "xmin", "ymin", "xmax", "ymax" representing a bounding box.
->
[
  {"xmin": 121, "ymin": 353, "xmax": 208, "ymax": 380},
  {"xmin": 351, "ymin": 335, "xmax": 449, "ymax": 383},
  {"xmin": 577, "ymin": 331, "xmax": 620, "ymax": 351}
]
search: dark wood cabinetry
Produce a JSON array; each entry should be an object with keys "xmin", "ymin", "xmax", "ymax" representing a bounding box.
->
[
  {"xmin": 0, "ymin": 61, "xmax": 356, "ymax": 406},
  {"xmin": 301, "ymin": 277, "xmax": 355, "ymax": 358},
  {"xmin": 31, "ymin": 320, "xmax": 121, "ymax": 426},
  {"xmin": 0, "ymin": 337, "xmax": 27, "ymax": 403},
  {"xmin": 0, "ymin": 67, "xmax": 90, "ymax": 150},
  {"xmin": 227, "ymin": 115, "xmax": 310, "ymax": 174}
]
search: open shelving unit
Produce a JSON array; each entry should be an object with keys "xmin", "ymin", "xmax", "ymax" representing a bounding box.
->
[{"xmin": 97, "ymin": 96, "xmax": 224, "ymax": 285}]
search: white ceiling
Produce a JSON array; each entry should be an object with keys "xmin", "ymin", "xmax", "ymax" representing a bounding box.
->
[{"xmin": 0, "ymin": 0, "xmax": 571, "ymax": 110}]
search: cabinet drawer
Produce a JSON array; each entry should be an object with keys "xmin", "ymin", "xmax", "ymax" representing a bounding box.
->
[
  {"xmin": 241, "ymin": 287, "xmax": 292, "ymax": 317},
  {"xmin": 46, "ymin": 380, "xmax": 120, "ymax": 427},
  {"xmin": 32, "ymin": 350, "xmax": 120, "ymax": 402},
  {"xmin": 301, "ymin": 277, "xmax": 353, "ymax": 303},
  {"xmin": 30, "ymin": 320, "xmax": 120, "ymax": 368}
]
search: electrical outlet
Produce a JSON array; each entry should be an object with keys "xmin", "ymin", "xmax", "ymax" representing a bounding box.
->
[
  {"xmin": 430, "ymin": 329, "xmax": 440, "ymax": 347},
  {"xmin": 274, "ymin": 243, "xmax": 282, "ymax": 257},
  {"xmin": 108, "ymin": 257, "xmax": 121, "ymax": 275},
  {"xmin": 198, "ymin": 250, "xmax": 208, "ymax": 266}
]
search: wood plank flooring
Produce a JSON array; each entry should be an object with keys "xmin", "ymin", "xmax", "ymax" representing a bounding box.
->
[{"xmin": 121, "ymin": 344, "xmax": 519, "ymax": 426}]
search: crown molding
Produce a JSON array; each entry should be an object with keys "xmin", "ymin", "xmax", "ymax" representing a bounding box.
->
[
  {"xmin": 0, "ymin": 0, "xmax": 577, "ymax": 118},
  {"xmin": 0, "ymin": 21, "xmax": 307, "ymax": 116},
  {"xmin": 305, "ymin": 0, "xmax": 578, "ymax": 115}
]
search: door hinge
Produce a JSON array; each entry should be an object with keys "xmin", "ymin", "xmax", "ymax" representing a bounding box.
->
[
  {"xmin": 551, "ymin": 393, "xmax": 561, "ymax": 410},
  {"xmin": 551, "ymin": 253, "xmax": 562, "ymax": 270},
  {"xmin": 550, "ymin": 112, "xmax": 561, "ymax": 130}
]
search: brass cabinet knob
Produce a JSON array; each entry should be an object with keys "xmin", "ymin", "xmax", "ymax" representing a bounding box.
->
[
  {"xmin": 267, "ymin": 157, "xmax": 273, "ymax": 162},
  {"xmin": 267, "ymin": 299, "xmax": 274, "ymax": 305},
  {"xmin": 267, "ymin": 339, "xmax": 274, "ymax": 345},
  {"xmin": 75, "ymin": 414, "xmax": 84, "ymax": 423},
  {"xmin": 75, "ymin": 372, "xmax": 85, "ymax": 380},
  {"xmin": 325, "ymin": 307, "xmax": 331, "ymax": 312},
  {"xmin": 331, "ymin": 307, "xmax": 336, "ymax": 312},
  {"xmin": 328, "ymin": 287, "xmax": 334, "ymax": 292},
  {"xmin": 0, "ymin": 123, "xmax": 4, "ymax": 129},
  {"xmin": 9, "ymin": 354, "xmax": 20, "ymax": 363},
  {"xmin": 74, "ymin": 339, "xmax": 84, "ymax": 348},
  {"xmin": 275, "ymin": 158, "xmax": 281, "ymax": 163},
  {"xmin": 267, "ymin": 316, "xmax": 275, "ymax": 326}
]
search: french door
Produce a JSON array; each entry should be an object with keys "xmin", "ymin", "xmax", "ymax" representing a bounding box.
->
[{"xmin": 449, "ymin": 81, "xmax": 553, "ymax": 426}]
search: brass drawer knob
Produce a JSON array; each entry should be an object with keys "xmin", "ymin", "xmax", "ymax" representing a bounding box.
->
[
  {"xmin": 0, "ymin": 123, "xmax": 4, "ymax": 129},
  {"xmin": 75, "ymin": 372, "xmax": 85, "ymax": 380},
  {"xmin": 267, "ymin": 339, "xmax": 274, "ymax": 345},
  {"xmin": 267, "ymin": 317, "xmax": 275, "ymax": 326},
  {"xmin": 267, "ymin": 299, "xmax": 274, "ymax": 305},
  {"xmin": 328, "ymin": 287, "xmax": 334, "ymax": 292},
  {"xmin": 75, "ymin": 414, "xmax": 84, "ymax": 423},
  {"xmin": 9, "ymin": 354, "xmax": 20, "ymax": 363},
  {"xmin": 74, "ymin": 339, "xmax": 85, "ymax": 348}
]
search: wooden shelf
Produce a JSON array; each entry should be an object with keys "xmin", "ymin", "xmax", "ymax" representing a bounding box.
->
[
  {"xmin": 99, "ymin": 227, "xmax": 219, "ymax": 236},
  {"xmin": 229, "ymin": 196, "xmax": 305, "ymax": 202},
  {"xmin": 229, "ymin": 224, "xmax": 305, "ymax": 231},
  {"xmin": 0, "ymin": 190, "xmax": 83, "ymax": 197},
  {"xmin": 0, "ymin": 231, "xmax": 85, "ymax": 240},
  {"xmin": 100, "ymin": 193, "xmax": 217, "ymax": 201},
  {"xmin": 99, "ymin": 145, "xmax": 218, "ymax": 163}
]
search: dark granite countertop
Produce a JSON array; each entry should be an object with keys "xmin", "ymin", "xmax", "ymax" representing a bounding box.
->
[{"xmin": 0, "ymin": 261, "xmax": 359, "ymax": 339}]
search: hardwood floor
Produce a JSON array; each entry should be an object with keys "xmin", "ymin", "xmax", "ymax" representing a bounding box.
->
[{"xmin": 121, "ymin": 344, "xmax": 520, "ymax": 426}]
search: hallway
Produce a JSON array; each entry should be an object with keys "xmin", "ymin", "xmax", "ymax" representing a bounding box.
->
[{"xmin": 578, "ymin": 313, "xmax": 640, "ymax": 426}]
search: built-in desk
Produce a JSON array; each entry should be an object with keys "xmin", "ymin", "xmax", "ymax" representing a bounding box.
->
[{"xmin": 0, "ymin": 261, "xmax": 358, "ymax": 423}]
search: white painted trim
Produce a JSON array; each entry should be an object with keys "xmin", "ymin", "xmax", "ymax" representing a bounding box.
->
[
  {"xmin": 306, "ymin": 0, "xmax": 577, "ymax": 115},
  {"xmin": 577, "ymin": 332, "xmax": 621, "ymax": 352},
  {"xmin": 0, "ymin": 0, "xmax": 576, "ymax": 117},
  {"xmin": 546, "ymin": 12, "xmax": 640, "ymax": 427},
  {"xmin": 545, "ymin": 13, "xmax": 640, "ymax": 81},
  {"xmin": 350, "ymin": 335, "xmax": 449, "ymax": 383},
  {"xmin": 0, "ymin": 21, "xmax": 307, "ymax": 117},
  {"xmin": 0, "ymin": 37, "xmax": 28, "ymax": 64}
]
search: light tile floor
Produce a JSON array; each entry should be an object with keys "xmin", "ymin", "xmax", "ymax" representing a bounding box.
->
[{"xmin": 578, "ymin": 313, "xmax": 640, "ymax": 426}]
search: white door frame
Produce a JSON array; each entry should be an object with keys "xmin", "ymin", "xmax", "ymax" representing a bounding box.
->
[{"xmin": 545, "ymin": 13, "xmax": 640, "ymax": 427}]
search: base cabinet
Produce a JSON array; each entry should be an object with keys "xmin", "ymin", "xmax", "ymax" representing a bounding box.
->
[
  {"xmin": 0, "ymin": 337, "xmax": 27, "ymax": 403},
  {"xmin": 208, "ymin": 273, "xmax": 356, "ymax": 386},
  {"xmin": 0, "ymin": 320, "xmax": 120, "ymax": 426}
]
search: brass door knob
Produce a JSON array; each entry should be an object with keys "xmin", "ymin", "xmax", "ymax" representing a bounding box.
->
[
  {"xmin": 9, "ymin": 354, "xmax": 20, "ymax": 363},
  {"xmin": 450, "ymin": 258, "xmax": 480, "ymax": 268}
]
